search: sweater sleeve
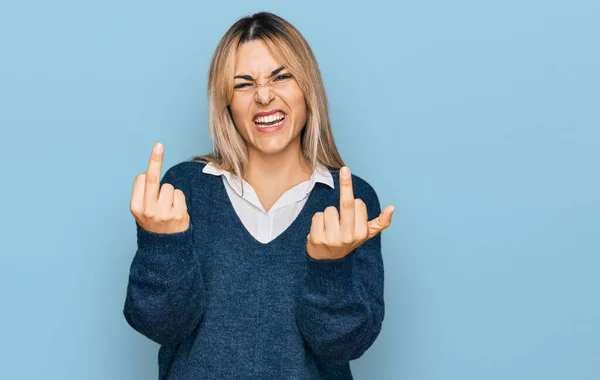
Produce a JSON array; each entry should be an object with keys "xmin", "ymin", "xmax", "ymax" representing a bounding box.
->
[
  {"xmin": 297, "ymin": 179, "xmax": 385, "ymax": 361},
  {"xmin": 123, "ymin": 163, "xmax": 206, "ymax": 346}
]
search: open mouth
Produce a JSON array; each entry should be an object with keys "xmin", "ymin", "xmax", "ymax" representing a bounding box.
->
[{"xmin": 253, "ymin": 111, "xmax": 286, "ymax": 129}]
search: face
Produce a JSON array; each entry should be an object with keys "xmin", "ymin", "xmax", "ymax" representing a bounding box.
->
[{"xmin": 229, "ymin": 39, "xmax": 307, "ymax": 157}]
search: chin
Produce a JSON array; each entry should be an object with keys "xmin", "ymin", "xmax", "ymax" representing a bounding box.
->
[
  {"xmin": 254, "ymin": 142, "xmax": 290, "ymax": 156},
  {"xmin": 244, "ymin": 118, "xmax": 304, "ymax": 156}
]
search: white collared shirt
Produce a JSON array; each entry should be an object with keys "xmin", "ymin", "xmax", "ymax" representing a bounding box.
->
[{"xmin": 203, "ymin": 162, "xmax": 335, "ymax": 243}]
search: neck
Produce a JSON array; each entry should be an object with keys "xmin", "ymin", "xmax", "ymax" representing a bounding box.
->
[{"xmin": 243, "ymin": 139, "xmax": 313, "ymax": 191}]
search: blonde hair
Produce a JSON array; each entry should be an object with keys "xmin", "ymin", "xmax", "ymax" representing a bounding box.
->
[{"xmin": 190, "ymin": 12, "xmax": 344, "ymax": 178}]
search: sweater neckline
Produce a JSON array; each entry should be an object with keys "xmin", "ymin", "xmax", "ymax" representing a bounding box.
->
[{"xmin": 216, "ymin": 170, "xmax": 331, "ymax": 248}]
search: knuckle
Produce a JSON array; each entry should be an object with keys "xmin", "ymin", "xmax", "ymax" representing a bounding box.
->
[
  {"xmin": 130, "ymin": 204, "xmax": 141, "ymax": 216},
  {"xmin": 160, "ymin": 209, "xmax": 174, "ymax": 220},
  {"xmin": 354, "ymin": 198, "xmax": 365, "ymax": 207},
  {"xmin": 324, "ymin": 206, "xmax": 338, "ymax": 215},
  {"xmin": 341, "ymin": 199, "xmax": 354, "ymax": 209},
  {"xmin": 172, "ymin": 213, "xmax": 183, "ymax": 222},
  {"xmin": 341, "ymin": 235, "xmax": 354, "ymax": 245},
  {"xmin": 142, "ymin": 209, "xmax": 156, "ymax": 219},
  {"xmin": 356, "ymin": 229, "xmax": 368, "ymax": 241},
  {"xmin": 146, "ymin": 174, "xmax": 159, "ymax": 184}
]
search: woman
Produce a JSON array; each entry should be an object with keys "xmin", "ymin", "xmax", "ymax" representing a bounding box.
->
[{"xmin": 125, "ymin": 11, "xmax": 395, "ymax": 380}]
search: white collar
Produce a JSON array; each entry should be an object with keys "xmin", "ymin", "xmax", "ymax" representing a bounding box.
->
[{"xmin": 202, "ymin": 161, "xmax": 334, "ymax": 197}]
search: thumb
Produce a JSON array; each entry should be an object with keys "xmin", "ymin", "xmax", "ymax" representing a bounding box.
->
[{"xmin": 367, "ymin": 205, "xmax": 395, "ymax": 239}]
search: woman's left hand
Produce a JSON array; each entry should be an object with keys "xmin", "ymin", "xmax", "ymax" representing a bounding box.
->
[{"xmin": 306, "ymin": 166, "xmax": 395, "ymax": 260}]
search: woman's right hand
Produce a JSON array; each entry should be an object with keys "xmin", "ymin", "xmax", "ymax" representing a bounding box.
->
[{"xmin": 130, "ymin": 142, "xmax": 190, "ymax": 234}]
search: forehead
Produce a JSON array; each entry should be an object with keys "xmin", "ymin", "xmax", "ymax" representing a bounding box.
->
[{"xmin": 234, "ymin": 39, "xmax": 282, "ymax": 74}]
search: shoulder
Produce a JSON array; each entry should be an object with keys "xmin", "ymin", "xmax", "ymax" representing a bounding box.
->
[
  {"xmin": 330, "ymin": 168, "xmax": 381, "ymax": 215},
  {"xmin": 330, "ymin": 169, "xmax": 378, "ymax": 197},
  {"xmin": 352, "ymin": 173, "xmax": 379, "ymax": 202},
  {"xmin": 160, "ymin": 160, "xmax": 209, "ymax": 187}
]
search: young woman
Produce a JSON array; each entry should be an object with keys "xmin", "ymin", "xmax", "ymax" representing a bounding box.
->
[{"xmin": 125, "ymin": 11, "xmax": 395, "ymax": 380}]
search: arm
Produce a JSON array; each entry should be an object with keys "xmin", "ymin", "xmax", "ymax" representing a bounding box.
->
[
  {"xmin": 298, "ymin": 170, "xmax": 389, "ymax": 361},
  {"xmin": 299, "ymin": 230, "xmax": 384, "ymax": 361},
  {"xmin": 123, "ymin": 162, "xmax": 206, "ymax": 346}
]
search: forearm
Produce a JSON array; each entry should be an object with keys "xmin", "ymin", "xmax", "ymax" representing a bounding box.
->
[
  {"xmin": 123, "ymin": 222, "xmax": 205, "ymax": 345},
  {"xmin": 297, "ymin": 239, "xmax": 384, "ymax": 361}
]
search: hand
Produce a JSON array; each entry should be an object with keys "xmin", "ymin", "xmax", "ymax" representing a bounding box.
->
[
  {"xmin": 306, "ymin": 166, "xmax": 395, "ymax": 260},
  {"xmin": 130, "ymin": 142, "xmax": 190, "ymax": 234}
]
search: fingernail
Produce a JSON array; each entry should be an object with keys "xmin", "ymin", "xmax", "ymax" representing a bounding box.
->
[
  {"xmin": 341, "ymin": 167, "xmax": 350, "ymax": 178},
  {"xmin": 154, "ymin": 143, "xmax": 163, "ymax": 153}
]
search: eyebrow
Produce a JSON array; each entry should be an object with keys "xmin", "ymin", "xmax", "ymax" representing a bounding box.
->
[{"xmin": 234, "ymin": 66, "xmax": 286, "ymax": 81}]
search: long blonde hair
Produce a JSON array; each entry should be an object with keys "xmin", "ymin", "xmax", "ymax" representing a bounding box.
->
[{"xmin": 190, "ymin": 12, "xmax": 344, "ymax": 178}]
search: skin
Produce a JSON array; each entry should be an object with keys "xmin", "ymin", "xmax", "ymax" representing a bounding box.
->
[
  {"xmin": 230, "ymin": 39, "xmax": 313, "ymax": 211},
  {"xmin": 130, "ymin": 40, "xmax": 395, "ymax": 259},
  {"xmin": 306, "ymin": 166, "xmax": 395, "ymax": 260},
  {"xmin": 130, "ymin": 142, "xmax": 190, "ymax": 234}
]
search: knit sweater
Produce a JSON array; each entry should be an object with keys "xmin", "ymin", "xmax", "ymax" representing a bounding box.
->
[{"xmin": 123, "ymin": 160, "xmax": 385, "ymax": 380}]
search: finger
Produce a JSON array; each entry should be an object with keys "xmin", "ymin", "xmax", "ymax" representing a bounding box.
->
[
  {"xmin": 354, "ymin": 198, "xmax": 369, "ymax": 241},
  {"xmin": 130, "ymin": 174, "xmax": 146, "ymax": 215},
  {"xmin": 144, "ymin": 142, "xmax": 164, "ymax": 207},
  {"xmin": 157, "ymin": 183, "xmax": 175, "ymax": 212},
  {"xmin": 309, "ymin": 212, "xmax": 325, "ymax": 243},
  {"xmin": 173, "ymin": 189, "xmax": 187, "ymax": 214},
  {"xmin": 339, "ymin": 166, "xmax": 355, "ymax": 237},
  {"xmin": 323, "ymin": 206, "xmax": 339, "ymax": 242},
  {"xmin": 367, "ymin": 205, "xmax": 395, "ymax": 239}
]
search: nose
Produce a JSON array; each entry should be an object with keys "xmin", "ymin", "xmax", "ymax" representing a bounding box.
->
[{"xmin": 255, "ymin": 85, "xmax": 274, "ymax": 105}]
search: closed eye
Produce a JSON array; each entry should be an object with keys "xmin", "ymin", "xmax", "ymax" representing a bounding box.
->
[
  {"xmin": 274, "ymin": 74, "xmax": 292, "ymax": 81},
  {"xmin": 234, "ymin": 74, "xmax": 292, "ymax": 89}
]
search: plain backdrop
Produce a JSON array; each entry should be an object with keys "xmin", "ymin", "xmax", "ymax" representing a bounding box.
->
[{"xmin": 1, "ymin": 1, "xmax": 598, "ymax": 379}]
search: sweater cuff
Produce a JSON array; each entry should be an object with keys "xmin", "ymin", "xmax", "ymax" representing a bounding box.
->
[
  {"xmin": 305, "ymin": 252, "xmax": 355, "ymax": 298},
  {"xmin": 135, "ymin": 222, "xmax": 195, "ymax": 263}
]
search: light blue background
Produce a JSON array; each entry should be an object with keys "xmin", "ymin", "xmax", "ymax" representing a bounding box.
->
[{"xmin": 1, "ymin": 1, "xmax": 598, "ymax": 379}]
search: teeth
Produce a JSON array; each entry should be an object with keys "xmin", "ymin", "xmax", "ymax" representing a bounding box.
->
[
  {"xmin": 254, "ymin": 112, "xmax": 285, "ymax": 124},
  {"xmin": 257, "ymin": 117, "xmax": 285, "ymax": 128}
]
